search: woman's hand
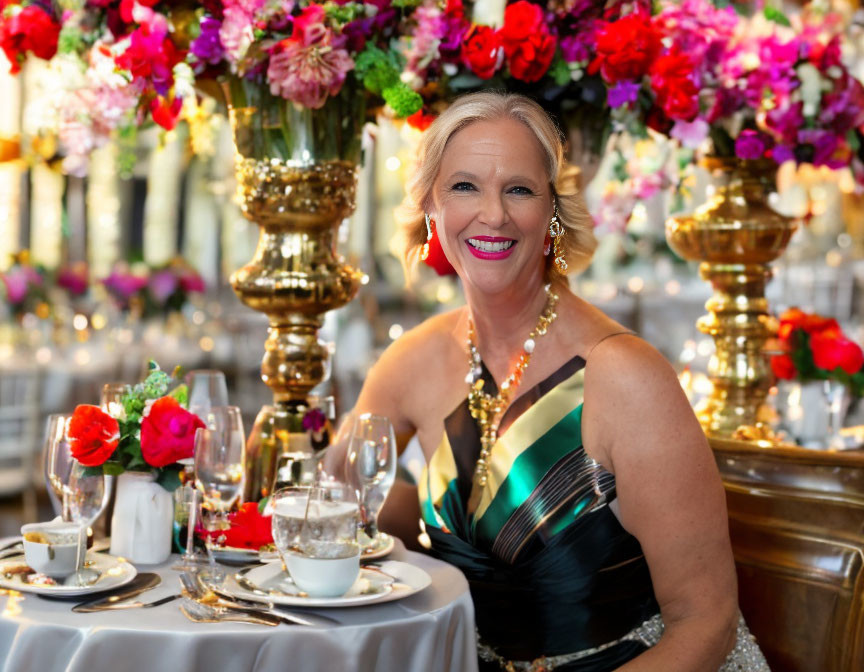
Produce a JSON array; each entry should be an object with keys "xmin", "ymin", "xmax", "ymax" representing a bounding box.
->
[{"xmin": 584, "ymin": 335, "xmax": 739, "ymax": 670}]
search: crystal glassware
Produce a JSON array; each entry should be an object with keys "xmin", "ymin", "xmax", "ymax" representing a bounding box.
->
[
  {"xmin": 100, "ymin": 382, "xmax": 128, "ymax": 413},
  {"xmin": 298, "ymin": 482, "xmax": 360, "ymax": 560},
  {"xmin": 186, "ymin": 370, "xmax": 229, "ymax": 421},
  {"xmin": 270, "ymin": 486, "xmax": 311, "ymax": 562},
  {"xmin": 345, "ymin": 414, "xmax": 397, "ymax": 540},
  {"xmin": 42, "ymin": 414, "xmax": 70, "ymax": 518},
  {"xmin": 194, "ymin": 412, "xmax": 245, "ymax": 549}
]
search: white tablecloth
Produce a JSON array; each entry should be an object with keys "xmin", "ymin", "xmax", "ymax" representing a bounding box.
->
[{"xmin": 0, "ymin": 546, "xmax": 477, "ymax": 672}]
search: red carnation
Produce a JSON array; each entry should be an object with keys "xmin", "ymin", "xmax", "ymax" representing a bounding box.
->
[
  {"xmin": 406, "ymin": 108, "xmax": 436, "ymax": 131},
  {"xmin": 650, "ymin": 48, "xmax": 700, "ymax": 121},
  {"xmin": 811, "ymin": 333, "xmax": 864, "ymax": 376},
  {"xmin": 778, "ymin": 308, "xmax": 839, "ymax": 338},
  {"xmin": 461, "ymin": 25, "xmax": 502, "ymax": 80},
  {"xmin": 588, "ymin": 12, "xmax": 660, "ymax": 84},
  {"xmin": 150, "ymin": 95, "xmax": 183, "ymax": 130},
  {"xmin": 770, "ymin": 354, "xmax": 797, "ymax": 381},
  {"xmin": 140, "ymin": 396, "xmax": 206, "ymax": 468},
  {"xmin": 68, "ymin": 405, "xmax": 120, "ymax": 467},
  {"xmin": 0, "ymin": 5, "xmax": 60, "ymax": 74},
  {"xmin": 214, "ymin": 502, "xmax": 274, "ymax": 550},
  {"xmin": 499, "ymin": 1, "xmax": 556, "ymax": 83}
]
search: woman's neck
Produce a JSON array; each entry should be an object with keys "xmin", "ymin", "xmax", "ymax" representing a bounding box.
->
[{"xmin": 464, "ymin": 277, "xmax": 551, "ymax": 375}]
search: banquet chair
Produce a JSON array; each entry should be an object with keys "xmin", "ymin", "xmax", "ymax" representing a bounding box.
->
[{"xmin": 0, "ymin": 367, "xmax": 41, "ymax": 522}]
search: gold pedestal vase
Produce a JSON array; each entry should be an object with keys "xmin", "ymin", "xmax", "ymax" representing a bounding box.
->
[
  {"xmin": 223, "ymin": 79, "xmax": 366, "ymax": 501},
  {"xmin": 666, "ymin": 158, "xmax": 797, "ymax": 437}
]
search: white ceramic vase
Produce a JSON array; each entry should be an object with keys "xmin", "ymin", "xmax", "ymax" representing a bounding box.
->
[{"xmin": 109, "ymin": 471, "xmax": 173, "ymax": 564}]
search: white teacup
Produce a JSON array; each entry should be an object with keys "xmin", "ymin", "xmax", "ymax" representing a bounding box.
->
[
  {"xmin": 21, "ymin": 522, "xmax": 86, "ymax": 578},
  {"xmin": 285, "ymin": 548, "xmax": 360, "ymax": 598}
]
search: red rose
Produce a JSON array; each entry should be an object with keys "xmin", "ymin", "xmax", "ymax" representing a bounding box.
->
[
  {"xmin": 778, "ymin": 308, "xmax": 839, "ymax": 336},
  {"xmin": 588, "ymin": 12, "xmax": 660, "ymax": 84},
  {"xmin": 68, "ymin": 405, "xmax": 120, "ymax": 467},
  {"xmin": 811, "ymin": 333, "xmax": 864, "ymax": 376},
  {"xmin": 461, "ymin": 25, "xmax": 502, "ymax": 80},
  {"xmin": 140, "ymin": 396, "xmax": 206, "ymax": 468},
  {"xmin": 0, "ymin": 5, "xmax": 60, "ymax": 74},
  {"xmin": 650, "ymin": 48, "xmax": 699, "ymax": 121},
  {"xmin": 770, "ymin": 354, "xmax": 797, "ymax": 381},
  {"xmin": 499, "ymin": 1, "xmax": 556, "ymax": 83},
  {"xmin": 212, "ymin": 502, "xmax": 274, "ymax": 550}
]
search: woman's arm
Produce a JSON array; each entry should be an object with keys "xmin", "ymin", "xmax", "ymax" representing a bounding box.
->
[{"xmin": 583, "ymin": 335, "xmax": 739, "ymax": 671}]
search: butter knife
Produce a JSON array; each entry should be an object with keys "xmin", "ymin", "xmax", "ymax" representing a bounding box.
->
[
  {"xmin": 73, "ymin": 593, "xmax": 181, "ymax": 612},
  {"xmin": 72, "ymin": 573, "xmax": 161, "ymax": 613}
]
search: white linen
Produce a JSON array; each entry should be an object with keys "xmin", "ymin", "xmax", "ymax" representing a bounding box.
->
[{"xmin": 0, "ymin": 545, "xmax": 477, "ymax": 672}]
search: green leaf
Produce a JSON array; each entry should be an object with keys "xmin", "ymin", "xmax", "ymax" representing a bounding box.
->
[
  {"xmin": 103, "ymin": 462, "xmax": 126, "ymax": 476},
  {"xmin": 847, "ymin": 129, "xmax": 861, "ymax": 154},
  {"xmin": 257, "ymin": 497, "xmax": 270, "ymax": 514},
  {"xmin": 763, "ymin": 7, "xmax": 791, "ymax": 27},
  {"xmin": 549, "ymin": 57, "xmax": 571, "ymax": 87},
  {"xmin": 155, "ymin": 467, "xmax": 183, "ymax": 493},
  {"xmin": 82, "ymin": 466, "xmax": 104, "ymax": 478}
]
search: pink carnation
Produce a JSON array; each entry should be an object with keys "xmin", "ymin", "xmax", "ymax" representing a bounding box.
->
[{"xmin": 266, "ymin": 6, "xmax": 353, "ymax": 109}]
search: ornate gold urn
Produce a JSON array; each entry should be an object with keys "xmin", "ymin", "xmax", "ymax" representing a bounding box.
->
[
  {"xmin": 666, "ymin": 158, "xmax": 797, "ymax": 437},
  {"xmin": 223, "ymin": 79, "xmax": 366, "ymax": 500}
]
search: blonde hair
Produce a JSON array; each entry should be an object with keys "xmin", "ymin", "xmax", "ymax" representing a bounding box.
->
[{"xmin": 396, "ymin": 91, "xmax": 596, "ymax": 281}]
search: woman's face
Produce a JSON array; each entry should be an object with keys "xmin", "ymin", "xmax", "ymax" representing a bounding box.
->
[{"xmin": 430, "ymin": 118, "xmax": 553, "ymax": 296}]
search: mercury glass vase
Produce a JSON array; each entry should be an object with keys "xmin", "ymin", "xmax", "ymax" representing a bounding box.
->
[
  {"xmin": 222, "ymin": 78, "xmax": 366, "ymax": 502},
  {"xmin": 666, "ymin": 157, "xmax": 797, "ymax": 438}
]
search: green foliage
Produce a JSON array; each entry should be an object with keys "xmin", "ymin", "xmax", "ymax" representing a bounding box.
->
[
  {"xmin": 257, "ymin": 497, "xmax": 270, "ymax": 515},
  {"xmin": 57, "ymin": 25, "xmax": 84, "ymax": 56},
  {"xmin": 383, "ymin": 83, "xmax": 423, "ymax": 118},
  {"xmin": 763, "ymin": 6, "xmax": 791, "ymax": 27},
  {"xmin": 355, "ymin": 45, "xmax": 402, "ymax": 96},
  {"xmin": 324, "ymin": 2, "xmax": 366, "ymax": 23},
  {"xmin": 156, "ymin": 466, "xmax": 183, "ymax": 493},
  {"xmin": 549, "ymin": 57, "xmax": 571, "ymax": 88}
]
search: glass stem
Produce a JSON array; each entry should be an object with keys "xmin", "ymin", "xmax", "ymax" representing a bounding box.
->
[{"xmin": 184, "ymin": 490, "xmax": 199, "ymax": 560}]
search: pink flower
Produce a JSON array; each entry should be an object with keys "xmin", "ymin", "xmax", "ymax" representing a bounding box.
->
[
  {"xmin": 670, "ymin": 118, "xmax": 709, "ymax": 149},
  {"xmin": 179, "ymin": 270, "xmax": 205, "ymax": 293},
  {"xmin": 404, "ymin": 5, "xmax": 445, "ymax": 79},
  {"xmin": 267, "ymin": 6, "xmax": 353, "ymax": 109}
]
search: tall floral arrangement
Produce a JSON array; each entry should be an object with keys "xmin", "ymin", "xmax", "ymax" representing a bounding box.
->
[
  {"xmin": 68, "ymin": 361, "xmax": 205, "ymax": 490},
  {"xmin": 1, "ymin": 0, "xmax": 861, "ymax": 180},
  {"xmin": 0, "ymin": 251, "xmax": 49, "ymax": 319}
]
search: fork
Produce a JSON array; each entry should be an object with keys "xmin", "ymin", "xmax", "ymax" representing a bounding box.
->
[{"xmin": 179, "ymin": 598, "xmax": 280, "ymax": 626}]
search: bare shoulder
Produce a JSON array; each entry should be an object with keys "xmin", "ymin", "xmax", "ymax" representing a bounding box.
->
[
  {"xmin": 355, "ymin": 308, "xmax": 465, "ymax": 432},
  {"xmin": 582, "ymin": 333, "xmax": 708, "ymax": 472}
]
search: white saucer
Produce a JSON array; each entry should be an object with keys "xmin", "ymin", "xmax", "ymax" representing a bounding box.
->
[
  {"xmin": 0, "ymin": 553, "xmax": 137, "ymax": 597},
  {"xmin": 362, "ymin": 533, "xmax": 395, "ymax": 560},
  {"xmin": 224, "ymin": 559, "xmax": 431, "ymax": 608}
]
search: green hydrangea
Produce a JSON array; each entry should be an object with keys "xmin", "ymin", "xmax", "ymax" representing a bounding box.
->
[{"xmin": 383, "ymin": 83, "xmax": 423, "ymax": 118}]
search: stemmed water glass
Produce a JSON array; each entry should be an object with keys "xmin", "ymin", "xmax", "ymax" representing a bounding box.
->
[
  {"xmin": 42, "ymin": 414, "xmax": 70, "ymax": 518},
  {"xmin": 299, "ymin": 482, "xmax": 360, "ymax": 559},
  {"xmin": 193, "ymin": 407, "xmax": 245, "ymax": 549},
  {"xmin": 186, "ymin": 370, "xmax": 229, "ymax": 421},
  {"xmin": 345, "ymin": 414, "xmax": 397, "ymax": 541}
]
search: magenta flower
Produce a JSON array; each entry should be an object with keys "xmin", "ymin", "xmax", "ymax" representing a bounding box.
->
[
  {"xmin": 302, "ymin": 408, "xmax": 327, "ymax": 433},
  {"xmin": 103, "ymin": 269, "xmax": 148, "ymax": 300},
  {"xmin": 2, "ymin": 268, "xmax": 39, "ymax": 305},
  {"xmin": 190, "ymin": 16, "xmax": 225, "ymax": 70},
  {"xmin": 266, "ymin": 6, "xmax": 353, "ymax": 109},
  {"xmin": 608, "ymin": 81, "xmax": 640, "ymax": 108},
  {"xmin": 735, "ymin": 129, "xmax": 772, "ymax": 160},
  {"xmin": 179, "ymin": 271, "xmax": 205, "ymax": 294},
  {"xmin": 148, "ymin": 269, "xmax": 179, "ymax": 304},
  {"xmin": 57, "ymin": 265, "xmax": 89, "ymax": 296}
]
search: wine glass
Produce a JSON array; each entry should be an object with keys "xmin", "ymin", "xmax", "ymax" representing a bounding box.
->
[
  {"xmin": 100, "ymin": 382, "xmax": 128, "ymax": 413},
  {"xmin": 43, "ymin": 414, "xmax": 70, "ymax": 518},
  {"xmin": 194, "ymin": 413, "xmax": 245, "ymax": 548},
  {"xmin": 345, "ymin": 414, "xmax": 397, "ymax": 541},
  {"xmin": 270, "ymin": 486, "xmax": 311, "ymax": 563},
  {"xmin": 186, "ymin": 370, "xmax": 229, "ymax": 421},
  {"xmin": 299, "ymin": 482, "xmax": 360, "ymax": 559}
]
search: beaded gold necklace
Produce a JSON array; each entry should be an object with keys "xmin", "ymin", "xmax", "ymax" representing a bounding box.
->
[{"xmin": 466, "ymin": 284, "xmax": 560, "ymax": 489}]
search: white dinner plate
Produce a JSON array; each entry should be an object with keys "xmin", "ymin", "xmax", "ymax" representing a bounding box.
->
[
  {"xmin": 224, "ymin": 559, "xmax": 431, "ymax": 608},
  {"xmin": 210, "ymin": 546, "xmax": 279, "ymax": 565},
  {"xmin": 362, "ymin": 533, "xmax": 395, "ymax": 560},
  {"xmin": 0, "ymin": 553, "xmax": 137, "ymax": 597}
]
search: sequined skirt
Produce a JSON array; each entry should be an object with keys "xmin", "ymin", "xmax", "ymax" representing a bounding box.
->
[{"xmin": 477, "ymin": 613, "xmax": 770, "ymax": 672}]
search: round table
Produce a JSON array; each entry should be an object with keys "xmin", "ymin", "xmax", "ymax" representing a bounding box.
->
[{"xmin": 0, "ymin": 546, "xmax": 478, "ymax": 672}]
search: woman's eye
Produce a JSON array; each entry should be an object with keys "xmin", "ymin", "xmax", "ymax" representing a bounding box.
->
[
  {"xmin": 451, "ymin": 182, "xmax": 476, "ymax": 191},
  {"xmin": 509, "ymin": 186, "xmax": 534, "ymax": 195}
]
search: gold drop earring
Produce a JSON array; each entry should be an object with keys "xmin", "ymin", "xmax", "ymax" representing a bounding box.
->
[
  {"xmin": 421, "ymin": 213, "xmax": 433, "ymax": 261},
  {"xmin": 548, "ymin": 204, "xmax": 567, "ymax": 273}
]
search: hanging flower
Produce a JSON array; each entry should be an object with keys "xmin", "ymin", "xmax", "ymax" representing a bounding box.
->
[
  {"xmin": 68, "ymin": 405, "xmax": 120, "ymax": 467},
  {"xmin": 498, "ymin": 1, "xmax": 556, "ymax": 83},
  {"xmin": 266, "ymin": 5, "xmax": 354, "ymax": 109},
  {"xmin": 140, "ymin": 396, "xmax": 206, "ymax": 468},
  {"xmin": 0, "ymin": 5, "xmax": 60, "ymax": 74},
  {"xmin": 588, "ymin": 11, "xmax": 660, "ymax": 85},
  {"xmin": 460, "ymin": 25, "xmax": 501, "ymax": 80}
]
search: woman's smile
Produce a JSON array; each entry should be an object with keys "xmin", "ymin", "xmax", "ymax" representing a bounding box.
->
[{"xmin": 465, "ymin": 236, "xmax": 517, "ymax": 260}]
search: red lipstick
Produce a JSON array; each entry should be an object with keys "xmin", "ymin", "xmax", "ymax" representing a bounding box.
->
[{"xmin": 465, "ymin": 236, "xmax": 517, "ymax": 260}]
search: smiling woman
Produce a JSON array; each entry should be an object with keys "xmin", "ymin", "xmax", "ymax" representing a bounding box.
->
[{"xmin": 344, "ymin": 92, "xmax": 770, "ymax": 671}]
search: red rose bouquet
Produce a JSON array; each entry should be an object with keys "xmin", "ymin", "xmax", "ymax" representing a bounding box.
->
[
  {"xmin": 68, "ymin": 361, "xmax": 205, "ymax": 490},
  {"xmin": 771, "ymin": 308, "xmax": 864, "ymax": 396}
]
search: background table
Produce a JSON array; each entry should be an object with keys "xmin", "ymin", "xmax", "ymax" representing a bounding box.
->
[{"xmin": 0, "ymin": 545, "xmax": 477, "ymax": 672}]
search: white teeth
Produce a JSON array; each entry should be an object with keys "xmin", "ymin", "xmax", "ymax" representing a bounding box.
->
[{"xmin": 468, "ymin": 239, "xmax": 514, "ymax": 252}]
